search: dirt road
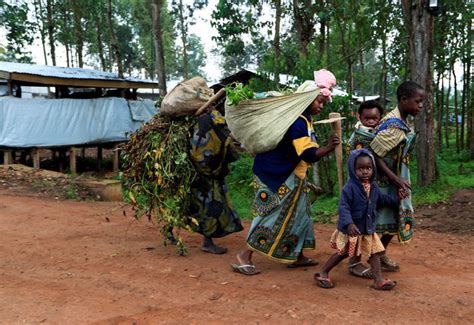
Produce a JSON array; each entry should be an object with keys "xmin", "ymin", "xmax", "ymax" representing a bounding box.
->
[{"xmin": 0, "ymin": 190, "xmax": 473, "ymax": 324}]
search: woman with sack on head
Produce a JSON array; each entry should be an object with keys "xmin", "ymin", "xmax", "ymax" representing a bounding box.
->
[{"xmin": 231, "ymin": 70, "xmax": 340, "ymax": 275}]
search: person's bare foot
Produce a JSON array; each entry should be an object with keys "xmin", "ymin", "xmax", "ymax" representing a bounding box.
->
[{"xmin": 231, "ymin": 249, "xmax": 260, "ymax": 275}]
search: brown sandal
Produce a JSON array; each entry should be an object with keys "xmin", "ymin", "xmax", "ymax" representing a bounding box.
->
[{"xmin": 380, "ymin": 256, "xmax": 400, "ymax": 272}]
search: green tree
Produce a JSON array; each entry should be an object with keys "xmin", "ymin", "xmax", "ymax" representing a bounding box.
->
[{"xmin": 0, "ymin": 1, "xmax": 35, "ymax": 63}]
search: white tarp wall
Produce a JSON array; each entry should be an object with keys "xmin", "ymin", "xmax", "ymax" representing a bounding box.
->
[{"xmin": 0, "ymin": 97, "xmax": 157, "ymax": 147}]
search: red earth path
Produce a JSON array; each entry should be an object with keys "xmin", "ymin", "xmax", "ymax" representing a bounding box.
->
[{"xmin": 0, "ymin": 189, "xmax": 473, "ymax": 324}]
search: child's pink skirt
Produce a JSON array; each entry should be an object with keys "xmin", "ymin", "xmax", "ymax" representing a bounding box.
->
[{"xmin": 330, "ymin": 230, "xmax": 385, "ymax": 257}]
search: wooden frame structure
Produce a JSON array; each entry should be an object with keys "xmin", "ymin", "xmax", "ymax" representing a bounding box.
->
[{"xmin": 0, "ymin": 62, "xmax": 158, "ymax": 173}]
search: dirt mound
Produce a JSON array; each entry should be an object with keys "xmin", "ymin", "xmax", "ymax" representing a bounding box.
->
[
  {"xmin": 0, "ymin": 164, "xmax": 122, "ymax": 201},
  {"xmin": 416, "ymin": 189, "xmax": 474, "ymax": 235}
]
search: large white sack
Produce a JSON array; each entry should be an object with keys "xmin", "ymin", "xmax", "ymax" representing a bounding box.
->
[
  {"xmin": 225, "ymin": 88, "xmax": 320, "ymax": 155},
  {"xmin": 160, "ymin": 77, "xmax": 214, "ymax": 117}
]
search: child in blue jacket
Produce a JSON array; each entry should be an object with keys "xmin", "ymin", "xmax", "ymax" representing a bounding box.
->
[{"xmin": 315, "ymin": 149, "xmax": 400, "ymax": 290}]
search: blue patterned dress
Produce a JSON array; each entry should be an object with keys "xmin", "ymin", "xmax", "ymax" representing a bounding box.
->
[{"xmin": 246, "ymin": 111, "xmax": 320, "ymax": 263}]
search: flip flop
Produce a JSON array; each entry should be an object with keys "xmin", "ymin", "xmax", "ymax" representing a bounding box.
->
[
  {"xmin": 349, "ymin": 262, "xmax": 374, "ymax": 279},
  {"xmin": 372, "ymin": 279, "xmax": 397, "ymax": 290},
  {"xmin": 231, "ymin": 263, "xmax": 261, "ymax": 276},
  {"xmin": 287, "ymin": 257, "xmax": 319, "ymax": 268},
  {"xmin": 314, "ymin": 273, "xmax": 335, "ymax": 289}
]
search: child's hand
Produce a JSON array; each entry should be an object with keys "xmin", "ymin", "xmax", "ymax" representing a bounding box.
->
[
  {"xmin": 394, "ymin": 177, "xmax": 411, "ymax": 193},
  {"xmin": 347, "ymin": 224, "xmax": 361, "ymax": 237},
  {"xmin": 398, "ymin": 188, "xmax": 409, "ymax": 199}
]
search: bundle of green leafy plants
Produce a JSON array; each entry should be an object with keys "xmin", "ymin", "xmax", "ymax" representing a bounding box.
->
[
  {"xmin": 225, "ymin": 82, "xmax": 255, "ymax": 106},
  {"xmin": 121, "ymin": 114, "xmax": 198, "ymax": 255}
]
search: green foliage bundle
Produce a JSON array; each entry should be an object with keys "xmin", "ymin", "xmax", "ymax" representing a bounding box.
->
[
  {"xmin": 121, "ymin": 115, "xmax": 197, "ymax": 255},
  {"xmin": 225, "ymin": 82, "xmax": 255, "ymax": 106}
]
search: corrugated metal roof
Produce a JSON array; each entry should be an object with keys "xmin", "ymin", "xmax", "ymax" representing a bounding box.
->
[{"xmin": 0, "ymin": 61, "xmax": 156, "ymax": 85}]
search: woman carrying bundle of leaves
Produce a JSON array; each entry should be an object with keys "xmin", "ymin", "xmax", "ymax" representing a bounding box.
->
[
  {"xmin": 185, "ymin": 99, "xmax": 243, "ymax": 254},
  {"xmin": 122, "ymin": 79, "xmax": 242, "ymax": 255}
]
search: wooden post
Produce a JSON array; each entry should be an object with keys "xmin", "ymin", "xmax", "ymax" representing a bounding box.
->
[
  {"xmin": 32, "ymin": 149, "xmax": 41, "ymax": 169},
  {"xmin": 113, "ymin": 147, "xmax": 120, "ymax": 173},
  {"xmin": 329, "ymin": 112, "xmax": 344, "ymax": 194},
  {"xmin": 97, "ymin": 146, "xmax": 103, "ymax": 170},
  {"xmin": 69, "ymin": 147, "xmax": 78, "ymax": 173},
  {"xmin": 3, "ymin": 150, "xmax": 13, "ymax": 165},
  {"xmin": 58, "ymin": 149, "xmax": 66, "ymax": 172}
]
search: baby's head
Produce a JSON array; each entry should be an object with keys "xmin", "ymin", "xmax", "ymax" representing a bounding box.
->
[{"xmin": 358, "ymin": 100, "xmax": 384, "ymax": 128}]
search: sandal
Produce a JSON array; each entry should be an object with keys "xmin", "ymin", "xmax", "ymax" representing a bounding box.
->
[
  {"xmin": 314, "ymin": 273, "xmax": 335, "ymax": 289},
  {"xmin": 372, "ymin": 279, "xmax": 397, "ymax": 290},
  {"xmin": 380, "ymin": 256, "xmax": 400, "ymax": 272},
  {"xmin": 348, "ymin": 262, "xmax": 374, "ymax": 279},
  {"xmin": 288, "ymin": 257, "xmax": 319, "ymax": 268},
  {"xmin": 231, "ymin": 263, "xmax": 260, "ymax": 276}
]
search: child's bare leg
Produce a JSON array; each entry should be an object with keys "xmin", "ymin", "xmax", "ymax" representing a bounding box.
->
[
  {"xmin": 369, "ymin": 252, "xmax": 397, "ymax": 290},
  {"xmin": 368, "ymin": 252, "xmax": 384, "ymax": 283},
  {"xmin": 319, "ymin": 253, "xmax": 348, "ymax": 278}
]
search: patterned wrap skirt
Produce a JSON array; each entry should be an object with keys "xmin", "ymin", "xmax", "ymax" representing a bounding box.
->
[
  {"xmin": 190, "ymin": 175, "xmax": 243, "ymax": 238},
  {"xmin": 246, "ymin": 173, "xmax": 315, "ymax": 264},
  {"xmin": 330, "ymin": 230, "xmax": 385, "ymax": 257},
  {"xmin": 376, "ymin": 133, "xmax": 417, "ymax": 244}
]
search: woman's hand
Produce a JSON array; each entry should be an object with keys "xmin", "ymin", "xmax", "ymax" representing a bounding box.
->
[
  {"xmin": 347, "ymin": 224, "xmax": 361, "ymax": 237},
  {"xmin": 327, "ymin": 133, "xmax": 340, "ymax": 150}
]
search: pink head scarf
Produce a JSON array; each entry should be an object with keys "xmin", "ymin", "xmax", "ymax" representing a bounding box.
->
[{"xmin": 314, "ymin": 69, "xmax": 336, "ymax": 102}]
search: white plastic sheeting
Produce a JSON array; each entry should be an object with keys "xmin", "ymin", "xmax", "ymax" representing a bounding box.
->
[{"xmin": 0, "ymin": 97, "xmax": 157, "ymax": 148}]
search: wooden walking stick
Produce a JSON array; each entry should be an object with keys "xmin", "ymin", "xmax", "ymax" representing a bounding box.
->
[
  {"xmin": 329, "ymin": 112, "xmax": 344, "ymax": 194},
  {"xmin": 195, "ymin": 88, "xmax": 226, "ymax": 116}
]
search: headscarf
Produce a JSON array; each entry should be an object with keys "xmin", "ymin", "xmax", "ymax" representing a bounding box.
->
[{"xmin": 294, "ymin": 69, "xmax": 336, "ymax": 102}]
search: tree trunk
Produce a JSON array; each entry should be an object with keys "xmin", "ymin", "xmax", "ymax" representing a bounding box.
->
[
  {"xmin": 46, "ymin": 0, "xmax": 56, "ymax": 66},
  {"xmin": 107, "ymin": 0, "xmax": 124, "ymax": 77},
  {"xmin": 292, "ymin": 0, "xmax": 314, "ymax": 58},
  {"xmin": 451, "ymin": 62, "xmax": 459, "ymax": 152},
  {"xmin": 96, "ymin": 19, "xmax": 107, "ymax": 71},
  {"xmin": 336, "ymin": 20, "xmax": 353, "ymax": 95},
  {"xmin": 461, "ymin": 28, "xmax": 470, "ymax": 150},
  {"xmin": 62, "ymin": 8, "xmax": 70, "ymax": 67},
  {"xmin": 445, "ymin": 71, "xmax": 451, "ymax": 149},
  {"xmin": 65, "ymin": 43, "xmax": 70, "ymax": 67},
  {"xmin": 401, "ymin": 0, "xmax": 436, "ymax": 186},
  {"xmin": 381, "ymin": 36, "xmax": 388, "ymax": 103},
  {"xmin": 317, "ymin": 0, "xmax": 325, "ymax": 63},
  {"xmin": 34, "ymin": 0, "xmax": 48, "ymax": 65},
  {"xmin": 436, "ymin": 74, "xmax": 444, "ymax": 151},
  {"xmin": 466, "ymin": 22, "xmax": 473, "ymax": 158},
  {"xmin": 273, "ymin": 0, "xmax": 281, "ymax": 85},
  {"xmin": 460, "ymin": 59, "xmax": 466, "ymax": 150},
  {"xmin": 178, "ymin": 0, "xmax": 188, "ymax": 79},
  {"xmin": 71, "ymin": 1, "xmax": 84, "ymax": 68},
  {"xmin": 151, "ymin": 0, "xmax": 167, "ymax": 96}
]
